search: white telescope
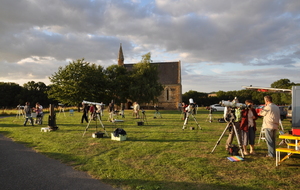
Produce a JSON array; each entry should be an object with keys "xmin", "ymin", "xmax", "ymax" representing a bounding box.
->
[{"xmin": 82, "ymin": 100, "xmax": 104, "ymax": 106}]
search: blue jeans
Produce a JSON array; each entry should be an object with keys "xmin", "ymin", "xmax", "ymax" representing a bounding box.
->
[{"xmin": 264, "ymin": 128, "xmax": 277, "ymax": 157}]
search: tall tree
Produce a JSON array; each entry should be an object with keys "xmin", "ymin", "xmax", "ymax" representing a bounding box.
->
[
  {"xmin": 22, "ymin": 81, "xmax": 49, "ymax": 106},
  {"xmin": 0, "ymin": 82, "xmax": 23, "ymax": 107},
  {"xmin": 271, "ymin": 78, "xmax": 295, "ymax": 89},
  {"xmin": 129, "ymin": 52, "xmax": 164, "ymax": 104},
  {"xmin": 105, "ymin": 65, "xmax": 130, "ymax": 105},
  {"xmin": 48, "ymin": 59, "xmax": 107, "ymax": 106}
]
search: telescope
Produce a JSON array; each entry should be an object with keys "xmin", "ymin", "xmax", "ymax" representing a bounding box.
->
[
  {"xmin": 219, "ymin": 100, "xmax": 247, "ymax": 108},
  {"xmin": 82, "ymin": 100, "xmax": 104, "ymax": 106}
]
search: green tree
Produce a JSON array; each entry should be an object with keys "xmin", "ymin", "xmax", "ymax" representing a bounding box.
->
[
  {"xmin": 270, "ymin": 78, "xmax": 295, "ymax": 89},
  {"xmin": 22, "ymin": 81, "xmax": 49, "ymax": 106},
  {"xmin": 105, "ymin": 65, "xmax": 131, "ymax": 105},
  {"xmin": 48, "ymin": 59, "xmax": 107, "ymax": 107},
  {"xmin": 0, "ymin": 82, "xmax": 23, "ymax": 107},
  {"xmin": 129, "ymin": 52, "xmax": 164, "ymax": 104}
]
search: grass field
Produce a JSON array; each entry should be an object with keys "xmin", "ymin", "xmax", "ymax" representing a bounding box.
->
[{"xmin": 1, "ymin": 108, "xmax": 299, "ymax": 190}]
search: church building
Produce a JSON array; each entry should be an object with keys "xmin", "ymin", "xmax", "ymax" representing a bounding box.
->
[{"xmin": 117, "ymin": 44, "xmax": 182, "ymax": 110}]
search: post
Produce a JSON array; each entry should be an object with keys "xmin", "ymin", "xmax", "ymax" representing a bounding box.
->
[{"xmin": 48, "ymin": 104, "xmax": 58, "ymax": 131}]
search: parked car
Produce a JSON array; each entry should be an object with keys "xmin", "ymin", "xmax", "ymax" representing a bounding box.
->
[
  {"xmin": 286, "ymin": 105, "xmax": 292, "ymax": 119},
  {"xmin": 210, "ymin": 104, "xmax": 225, "ymax": 112},
  {"xmin": 255, "ymin": 105, "xmax": 265, "ymax": 116},
  {"xmin": 255, "ymin": 105, "xmax": 287, "ymax": 120}
]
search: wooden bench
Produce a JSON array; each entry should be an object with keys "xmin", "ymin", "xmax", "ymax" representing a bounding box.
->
[{"xmin": 276, "ymin": 148, "xmax": 300, "ymax": 166}]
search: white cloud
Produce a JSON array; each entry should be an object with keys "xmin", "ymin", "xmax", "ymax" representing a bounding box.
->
[{"xmin": 1, "ymin": 0, "xmax": 300, "ymax": 92}]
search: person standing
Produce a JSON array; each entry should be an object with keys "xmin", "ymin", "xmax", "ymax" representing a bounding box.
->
[
  {"xmin": 240, "ymin": 100, "xmax": 258, "ymax": 155},
  {"xmin": 260, "ymin": 95, "xmax": 280, "ymax": 158},
  {"xmin": 23, "ymin": 102, "xmax": 34, "ymax": 126},
  {"xmin": 81, "ymin": 103, "xmax": 89, "ymax": 123},
  {"xmin": 35, "ymin": 102, "xmax": 43, "ymax": 124},
  {"xmin": 133, "ymin": 102, "xmax": 140, "ymax": 119}
]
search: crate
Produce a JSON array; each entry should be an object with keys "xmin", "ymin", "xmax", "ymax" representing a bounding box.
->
[{"xmin": 111, "ymin": 133, "xmax": 127, "ymax": 141}]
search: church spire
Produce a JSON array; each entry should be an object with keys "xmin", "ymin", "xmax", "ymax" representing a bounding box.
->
[{"xmin": 118, "ymin": 43, "xmax": 124, "ymax": 66}]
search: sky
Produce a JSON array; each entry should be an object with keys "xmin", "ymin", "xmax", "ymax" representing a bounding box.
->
[{"xmin": 1, "ymin": 0, "xmax": 300, "ymax": 93}]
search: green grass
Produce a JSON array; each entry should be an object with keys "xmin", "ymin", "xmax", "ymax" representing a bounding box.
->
[{"xmin": 1, "ymin": 109, "xmax": 299, "ymax": 190}]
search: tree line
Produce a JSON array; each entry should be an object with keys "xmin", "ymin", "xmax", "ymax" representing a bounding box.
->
[
  {"xmin": 1, "ymin": 53, "xmax": 163, "ymax": 109},
  {"xmin": 182, "ymin": 79, "xmax": 300, "ymax": 107}
]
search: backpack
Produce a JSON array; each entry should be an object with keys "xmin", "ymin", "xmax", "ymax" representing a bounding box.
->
[
  {"xmin": 228, "ymin": 145, "xmax": 239, "ymax": 156},
  {"xmin": 113, "ymin": 128, "xmax": 126, "ymax": 137}
]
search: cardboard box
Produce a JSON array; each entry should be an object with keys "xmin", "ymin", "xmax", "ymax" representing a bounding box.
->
[{"xmin": 111, "ymin": 133, "xmax": 127, "ymax": 141}]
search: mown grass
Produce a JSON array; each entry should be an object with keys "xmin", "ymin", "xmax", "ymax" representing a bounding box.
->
[{"xmin": 1, "ymin": 108, "xmax": 300, "ymax": 190}]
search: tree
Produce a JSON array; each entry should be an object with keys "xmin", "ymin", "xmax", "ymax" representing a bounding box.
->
[
  {"xmin": 48, "ymin": 59, "xmax": 107, "ymax": 107},
  {"xmin": 128, "ymin": 52, "xmax": 164, "ymax": 104},
  {"xmin": 271, "ymin": 79, "xmax": 295, "ymax": 89},
  {"xmin": 22, "ymin": 81, "xmax": 49, "ymax": 106},
  {"xmin": 105, "ymin": 65, "xmax": 131, "ymax": 104},
  {"xmin": 0, "ymin": 82, "xmax": 23, "ymax": 107}
]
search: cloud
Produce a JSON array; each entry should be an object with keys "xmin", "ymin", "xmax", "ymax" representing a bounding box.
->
[{"xmin": 1, "ymin": 0, "xmax": 300, "ymax": 93}]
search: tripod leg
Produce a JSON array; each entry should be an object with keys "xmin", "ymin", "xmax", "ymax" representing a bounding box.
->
[
  {"xmin": 82, "ymin": 117, "xmax": 93, "ymax": 137},
  {"xmin": 98, "ymin": 114, "xmax": 109, "ymax": 137},
  {"xmin": 232, "ymin": 123, "xmax": 244, "ymax": 158},
  {"xmin": 211, "ymin": 123, "xmax": 230, "ymax": 153},
  {"xmin": 182, "ymin": 113, "xmax": 189, "ymax": 130},
  {"xmin": 144, "ymin": 114, "xmax": 148, "ymax": 124},
  {"xmin": 191, "ymin": 114, "xmax": 202, "ymax": 130}
]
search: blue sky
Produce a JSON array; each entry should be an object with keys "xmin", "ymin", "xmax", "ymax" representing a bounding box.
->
[{"xmin": 1, "ymin": 0, "xmax": 300, "ymax": 93}]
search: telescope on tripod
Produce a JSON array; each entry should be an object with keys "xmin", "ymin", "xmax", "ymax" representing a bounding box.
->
[
  {"xmin": 82, "ymin": 100, "xmax": 108, "ymax": 137},
  {"xmin": 182, "ymin": 98, "xmax": 201, "ymax": 130}
]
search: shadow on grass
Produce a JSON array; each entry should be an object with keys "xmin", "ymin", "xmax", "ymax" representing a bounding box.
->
[{"xmin": 101, "ymin": 178, "xmax": 260, "ymax": 190}]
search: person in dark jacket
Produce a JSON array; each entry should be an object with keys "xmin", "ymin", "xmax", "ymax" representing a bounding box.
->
[
  {"xmin": 81, "ymin": 103, "xmax": 89, "ymax": 123},
  {"xmin": 24, "ymin": 102, "xmax": 34, "ymax": 126},
  {"xmin": 240, "ymin": 100, "xmax": 258, "ymax": 155}
]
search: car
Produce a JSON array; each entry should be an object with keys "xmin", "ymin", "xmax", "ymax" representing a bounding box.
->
[
  {"xmin": 255, "ymin": 105, "xmax": 265, "ymax": 117},
  {"xmin": 255, "ymin": 104, "xmax": 287, "ymax": 120},
  {"xmin": 286, "ymin": 105, "xmax": 292, "ymax": 119},
  {"xmin": 279, "ymin": 106, "xmax": 287, "ymax": 120},
  {"xmin": 210, "ymin": 104, "xmax": 225, "ymax": 112}
]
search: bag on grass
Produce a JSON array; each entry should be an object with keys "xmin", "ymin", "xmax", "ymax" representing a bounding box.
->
[{"xmin": 228, "ymin": 145, "xmax": 239, "ymax": 156}]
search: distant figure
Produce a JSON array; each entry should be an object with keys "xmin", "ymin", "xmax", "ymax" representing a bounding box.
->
[
  {"xmin": 81, "ymin": 103, "xmax": 89, "ymax": 123},
  {"xmin": 35, "ymin": 102, "xmax": 43, "ymax": 124},
  {"xmin": 23, "ymin": 102, "xmax": 34, "ymax": 126},
  {"xmin": 133, "ymin": 102, "xmax": 140, "ymax": 119}
]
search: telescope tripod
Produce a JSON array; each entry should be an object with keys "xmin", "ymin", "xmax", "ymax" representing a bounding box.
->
[
  {"xmin": 153, "ymin": 110, "xmax": 162, "ymax": 118},
  {"xmin": 182, "ymin": 111, "xmax": 202, "ymax": 130},
  {"xmin": 141, "ymin": 111, "xmax": 148, "ymax": 124},
  {"xmin": 211, "ymin": 121, "xmax": 244, "ymax": 158},
  {"xmin": 83, "ymin": 113, "xmax": 108, "ymax": 137},
  {"xmin": 206, "ymin": 110, "xmax": 214, "ymax": 123}
]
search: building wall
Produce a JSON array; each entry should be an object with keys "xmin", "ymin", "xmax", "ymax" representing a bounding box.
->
[
  {"xmin": 123, "ymin": 61, "xmax": 182, "ymax": 110},
  {"xmin": 157, "ymin": 84, "xmax": 182, "ymax": 110}
]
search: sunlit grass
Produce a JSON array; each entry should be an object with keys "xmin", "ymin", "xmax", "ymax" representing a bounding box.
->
[{"xmin": 1, "ymin": 108, "xmax": 298, "ymax": 190}]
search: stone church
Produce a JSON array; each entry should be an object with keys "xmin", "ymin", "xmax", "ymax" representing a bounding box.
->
[{"xmin": 117, "ymin": 44, "xmax": 182, "ymax": 110}]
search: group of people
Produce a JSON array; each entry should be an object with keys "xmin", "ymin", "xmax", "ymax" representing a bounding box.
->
[
  {"xmin": 23, "ymin": 102, "xmax": 43, "ymax": 126},
  {"xmin": 225, "ymin": 95, "xmax": 280, "ymax": 157},
  {"xmin": 81, "ymin": 102, "xmax": 105, "ymax": 123}
]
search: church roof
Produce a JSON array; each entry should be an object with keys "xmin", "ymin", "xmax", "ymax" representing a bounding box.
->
[{"xmin": 123, "ymin": 61, "xmax": 181, "ymax": 85}]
